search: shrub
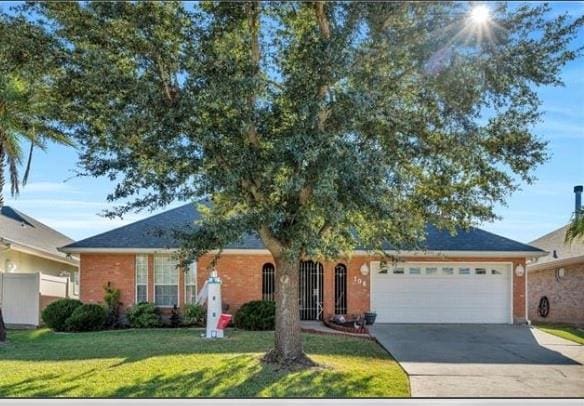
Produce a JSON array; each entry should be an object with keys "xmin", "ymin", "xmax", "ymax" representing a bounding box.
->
[
  {"xmin": 126, "ymin": 303, "xmax": 161, "ymax": 328},
  {"xmin": 65, "ymin": 304, "xmax": 107, "ymax": 332},
  {"xmin": 103, "ymin": 284, "xmax": 122, "ymax": 328},
  {"xmin": 42, "ymin": 298, "xmax": 82, "ymax": 331},
  {"xmin": 182, "ymin": 303, "xmax": 205, "ymax": 327},
  {"xmin": 234, "ymin": 300, "xmax": 275, "ymax": 331},
  {"xmin": 169, "ymin": 305, "xmax": 181, "ymax": 328}
]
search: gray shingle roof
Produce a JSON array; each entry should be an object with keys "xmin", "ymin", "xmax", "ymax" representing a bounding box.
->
[
  {"xmin": 61, "ymin": 203, "xmax": 543, "ymax": 253},
  {"xmin": 528, "ymin": 224, "xmax": 584, "ymax": 266},
  {"xmin": 0, "ymin": 206, "xmax": 77, "ymax": 261}
]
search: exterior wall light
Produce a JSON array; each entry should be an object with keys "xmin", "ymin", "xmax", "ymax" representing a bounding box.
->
[{"xmin": 360, "ymin": 263, "xmax": 370, "ymax": 276}]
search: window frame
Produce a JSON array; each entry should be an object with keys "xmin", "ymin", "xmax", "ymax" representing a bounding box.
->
[
  {"xmin": 184, "ymin": 261, "xmax": 197, "ymax": 305},
  {"xmin": 262, "ymin": 263, "xmax": 275, "ymax": 301},
  {"xmin": 135, "ymin": 254, "xmax": 149, "ymax": 304},
  {"xmin": 153, "ymin": 255, "xmax": 179, "ymax": 307}
]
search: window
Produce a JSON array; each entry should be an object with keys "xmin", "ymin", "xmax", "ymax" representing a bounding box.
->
[
  {"xmin": 491, "ymin": 269, "xmax": 502, "ymax": 275},
  {"xmin": 393, "ymin": 267, "xmax": 405, "ymax": 274},
  {"xmin": 409, "ymin": 267, "xmax": 421, "ymax": 275},
  {"xmin": 154, "ymin": 255, "xmax": 179, "ymax": 306},
  {"xmin": 475, "ymin": 268, "xmax": 487, "ymax": 275},
  {"xmin": 442, "ymin": 267, "xmax": 454, "ymax": 275},
  {"xmin": 334, "ymin": 264, "xmax": 347, "ymax": 314},
  {"xmin": 135, "ymin": 255, "xmax": 148, "ymax": 303},
  {"xmin": 262, "ymin": 263, "xmax": 275, "ymax": 301},
  {"xmin": 425, "ymin": 267, "xmax": 438, "ymax": 275},
  {"xmin": 459, "ymin": 267, "xmax": 471, "ymax": 275},
  {"xmin": 185, "ymin": 261, "xmax": 197, "ymax": 304}
]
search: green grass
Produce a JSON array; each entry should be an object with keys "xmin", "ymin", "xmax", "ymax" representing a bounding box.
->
[
  {"xmin": 0, "ymin": 328, "xmax": 409, "ymax": 397},
  {"xmin": 536, "ymin": 324, "xmax": 584, "ymax": 345}
]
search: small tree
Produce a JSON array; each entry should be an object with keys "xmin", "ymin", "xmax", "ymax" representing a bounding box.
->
[
  {"xmin": 103, "ymin": 283, "xmax": 122, "ymax": 329},
  {"xmin": 30, "ymin": 2, "xmax": 583, "ymax": 365}
]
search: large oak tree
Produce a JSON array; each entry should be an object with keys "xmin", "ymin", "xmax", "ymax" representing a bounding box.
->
[{"xmin": 30, "ymin": 1, "xmax": 582, "ymax": 365}]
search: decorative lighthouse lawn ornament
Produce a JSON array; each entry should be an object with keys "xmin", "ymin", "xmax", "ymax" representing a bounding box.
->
[{"xmin": 206, "ymin": 269, "xmax": 225, "ymax": 338}]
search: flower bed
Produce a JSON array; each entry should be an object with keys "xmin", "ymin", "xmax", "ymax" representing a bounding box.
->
[{"xmin": 323, "ymin": 317, "xmax": 369, "ymax": 335}]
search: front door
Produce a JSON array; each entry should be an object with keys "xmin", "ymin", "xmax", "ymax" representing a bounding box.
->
[{"xmin": 299, "ymin": 261, "xmax": 324, "ymax": 320}]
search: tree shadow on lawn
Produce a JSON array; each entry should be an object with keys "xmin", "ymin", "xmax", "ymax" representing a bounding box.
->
[
  {"xmin": 107, "ymin": 354, "xmax": 378, "ymax": 398},
  {"xmin": 0, "ymin": 354, "xmax": 380, "ymax": 398},
  {"xmin": 0, "ymin": 329, "xmax": 389, "ymax": 365}
]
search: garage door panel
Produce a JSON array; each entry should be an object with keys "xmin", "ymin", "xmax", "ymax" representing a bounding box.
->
[{"xmin": 372, "ymin": 263, "xmax": 511, "ymax": 324}]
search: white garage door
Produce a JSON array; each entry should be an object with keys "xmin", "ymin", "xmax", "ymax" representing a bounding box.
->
[{"xmin": 371, "ymin": 262, "xmax": 512, "ymax": 323}]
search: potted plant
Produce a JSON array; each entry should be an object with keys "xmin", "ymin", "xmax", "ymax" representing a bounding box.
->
[{"xmin": 364, "ymin": 311, "xmax": 377, "ymax": 325}]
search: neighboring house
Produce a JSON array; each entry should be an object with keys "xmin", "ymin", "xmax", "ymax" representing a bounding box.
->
[
  {"xmin": 527, "ymin": 185, "xmax": 584, "ymax": 326},
  {"xmin": 0, "ymin": 206, "xmax": 79, "ymax": 326},
  {"xmin": 60, "ymin": 203, "xmax": 546, "ymax": 325}
]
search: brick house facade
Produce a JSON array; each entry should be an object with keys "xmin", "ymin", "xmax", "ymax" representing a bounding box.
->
[
  {"xmin": 528, "ymin": 264, "xmax": 584, "ymax": 326},
  {"xmin": 77, "ymin": 250, "xmax": 530, "ymax": 323},
  {"xmin": 62, "ymin": 202, "xmax": 545, "ymax": 324}
]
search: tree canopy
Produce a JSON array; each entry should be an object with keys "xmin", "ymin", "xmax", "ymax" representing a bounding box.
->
[
  {"xmin": 24, "ymin": 1, "xmax": 583, "ymax": 363},
  {"xmin": 0, "ymin": 12, "xmax": 73, "ymax": 205}
]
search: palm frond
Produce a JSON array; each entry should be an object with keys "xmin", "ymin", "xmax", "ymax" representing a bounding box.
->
[{"xmin": 565, "ymin": 213, "xmax": 584, "ymax": 243}]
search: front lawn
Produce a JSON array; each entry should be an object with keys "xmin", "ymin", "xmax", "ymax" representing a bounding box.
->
[
  {"xmin": 536, "ymin": 324, "xmax": 584, "ymax": 345},
  {"xmin": 0, "ymin": 328, "xmax": 409, "ymax": 397}
]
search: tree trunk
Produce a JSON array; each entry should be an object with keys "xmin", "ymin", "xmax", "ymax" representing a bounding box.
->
[
  {"xmin": 0, "ymin": 144, "xmax": 5, "ymax": 207},
  {"xmin": 0, "ymin": 144, "xmax": 5, "ymax": 342},
  {"xmin": 0, "ymin": 307, "xmax": 6, "ymax": 343},
  {"xmin": 264, "ymin": 255, "xmax": 314, "ymax": 368}
]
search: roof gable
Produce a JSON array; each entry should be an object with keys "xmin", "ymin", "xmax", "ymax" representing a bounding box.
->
[{"xmin": 0, "ymin": 206, "xmax": 76, "ymax": 260}]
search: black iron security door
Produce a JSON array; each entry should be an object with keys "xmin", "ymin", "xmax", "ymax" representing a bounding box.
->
[{"xmin": 299, "ymin": 261, "xmax": 324, "ymax": 320}]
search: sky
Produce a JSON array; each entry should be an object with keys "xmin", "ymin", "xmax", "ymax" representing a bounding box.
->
[{"xmin": 2, "ymin": 1, "xmax": 584, "ymax": 244}]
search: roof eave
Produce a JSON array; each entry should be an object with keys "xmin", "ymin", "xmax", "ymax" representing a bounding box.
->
[{"xmin": 59, "ymin": 246, "xmax": 547, "ymax": 259}]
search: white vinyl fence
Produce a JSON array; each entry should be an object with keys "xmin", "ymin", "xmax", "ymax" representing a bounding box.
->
[{"xmin": 0, "ymin": 272, "xmax": 70, "ymax": 327}]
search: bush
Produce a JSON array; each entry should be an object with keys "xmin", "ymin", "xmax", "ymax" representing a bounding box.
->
[
  {"xmin": 103, "ymin": 284, "xmax": 122, "ymax": 328},
  {"xmin": 65, "ymin": 304, "xmax": 107, "ymax": 332},
  {"xmin": 182, "ymin": 303, "xmax": 205, "ymax": 327},
  {"xmin": 42, "ymin": 298, "xmax": 82, "ymax": 331},
  {"xmin": 126, "ymin": 303, "xmax": 161, "ymax": 328},
  {"xmin": 234, "ymin": 300, "xmax": 275, "ymax": 331},
  {"xmin": 169, "ymin": 305, "xmax": 181, "ymax": 328}
]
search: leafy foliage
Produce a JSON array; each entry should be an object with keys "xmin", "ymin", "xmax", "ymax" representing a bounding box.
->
[
  {"xmin": 169, "ymin": 305, "xmax": 181, "ymax": 328},
  {"xmin": 24, "ymin": 1, "xmax": 584, "ymax": 360},
  {"xmin": 0, "ymin": 12, "xmax": 73, "ymax": 205},
  {"xmin": 182, "ymin": 303, "xmax": 206, "ymax": 327},
  {"xmin": 565, "ymin": 213, "xmax": 584, "ymax": 243},
  {"xmin": 41, "ymin": 298, "xmax": 82, "ymax": 332},
  {"xmin": 126, "ymin": 303, "xmax": 161, "ymax": 329},
  {"xmin": 65, "ymin": 304, "xmax": 107, "ymax": 332},
  {"xmin": 103, "ymin": 284, "xmax": 122, "ymax": 328},
  {"xmin": 234, "ymin": 300, "xmax": 275, "ymax": 331}
]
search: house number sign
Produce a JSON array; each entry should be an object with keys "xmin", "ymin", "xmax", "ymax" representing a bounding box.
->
[{"xmin": 353, "ymin": 276, "xmax": 367, "ymax": 287}]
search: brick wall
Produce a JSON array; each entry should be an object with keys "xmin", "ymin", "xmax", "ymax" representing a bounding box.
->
[
  {"xmin": 78, "ymin": 252, "xmax": 526, "ymax": 323},
  {"xmin": 80, "ymin": 254, "xmax": 136, "ymax": 308},
  {"xmin": 528, "ymin": 263, "xmax": 584, "ymax": 326}
]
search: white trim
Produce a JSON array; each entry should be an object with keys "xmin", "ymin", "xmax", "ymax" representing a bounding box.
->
[
  {"xmin": 7, "ymin": 240, "xmax": 79, "ymax": 266},
  {"xmin": 61, "ymin": 246, "xmax": 547, "ymax": 259},
  {"xmin": 184, "ymin": 261, "xmax": 197, "ymax": 305},
  {"xmin": 135, "ymin": 254, "xmax": 149, "ymax": 304},
  {"xmin": 527, "ymin": 254, "xmax": 584, "ymax": 272}
]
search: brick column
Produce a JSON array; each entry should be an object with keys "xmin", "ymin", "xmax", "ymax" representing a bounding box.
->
[
  {"xmin": 512, "ymin": 258, "xmax": 527, "ymax": 324},
  {"xmin": 323, "ymin": 262, "xmax": 335, "ymax": 318}
]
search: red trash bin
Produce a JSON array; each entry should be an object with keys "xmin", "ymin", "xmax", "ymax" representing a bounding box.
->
[{"xmin": 217, "ymin": 313, "xmax": 232, "ymax": 330}]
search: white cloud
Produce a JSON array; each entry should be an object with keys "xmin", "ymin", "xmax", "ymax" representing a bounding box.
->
[{"xmin": 3, "ymin": 181, "xmax": 75, "ymax": 195}]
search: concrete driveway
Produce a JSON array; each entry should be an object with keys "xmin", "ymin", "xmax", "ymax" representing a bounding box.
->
[{"xmin": 370, "ymin": 324, "xmax": 584, "ymax": 397}]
